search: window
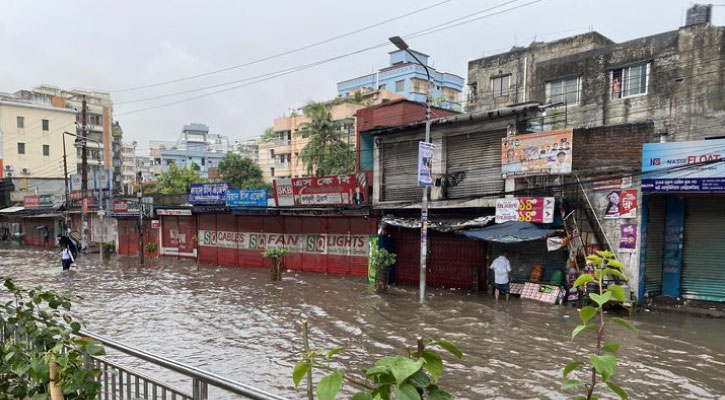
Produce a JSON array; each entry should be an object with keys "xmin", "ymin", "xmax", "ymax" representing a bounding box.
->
[
  {"xmin": 42, "ymin": 119, "xmax": 49, "ymax": 131},
  {"xmin": 491, "ymin": 74, "xmax": 510, "ymax": 98},
  {"xmin": 270, "ymin": 149, "xmax": 275, "ymax": 158},
  {"xmin": 612, "ymin": 63, "xmax": 649, "ymax": 99},
  {"xmin": 17, "ymin": 143, "xmax": 25, "ymax": 154},
  {"xmin": 270, "ymin": 167, "xmax": 275, "ymax": 177},
  {"xmin": 411, "ymin": 78, "xmax": 429, "ymax": 94},
  {"xmin": 546, "ymin": 76, "xmax": 581, "ymax": 105},
  {"xmin": 378, "ymin": 83, "xmax": 387, "ymax": 90},
  {"xmin": 395, "ymin": 80, "xmax": 405, "ymax": 93},
  {"xmin": 17, "ymin": 116, "xmax": 24, "ymax": 129},
  {"xmin": 43, "ymin": 145, "xmax": 50, "ymax": 156}
]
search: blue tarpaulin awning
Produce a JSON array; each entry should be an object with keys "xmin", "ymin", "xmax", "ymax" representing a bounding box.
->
[{"xmin": 460, "ymin": 221, "xmax": 559, "ymax": 243}]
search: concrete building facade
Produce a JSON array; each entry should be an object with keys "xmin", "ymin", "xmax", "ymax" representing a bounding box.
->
[
  {"xmin": 149, "ymin": 123, "xmax": 232, "ymax": 179},
  {"xmin": 337, "ymin": 49, "xmax": 465, "ymax": 111}
]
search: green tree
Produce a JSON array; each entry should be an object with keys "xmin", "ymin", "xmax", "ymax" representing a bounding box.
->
[
  {"xmin": 152, "ymin": 163, "xmax": 204, "ymax": 194},
  {"xmin": 260, "ymin": 127, "xmax": 276, "ymax": 143},
  {"xmin": 218, "ymin": 152, "xmax": 269, "ymax": 190},
  {"xmin": 299, "ymin": 102, "xmax": 355, "ymax": 176}
]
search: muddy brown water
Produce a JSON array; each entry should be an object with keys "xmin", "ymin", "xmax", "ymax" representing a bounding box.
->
[{"xmin": 1, "ymin": 246, "xmax": 724, "ymax": 399}]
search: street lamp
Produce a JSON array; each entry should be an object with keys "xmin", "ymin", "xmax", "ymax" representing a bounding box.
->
[{"xmin": 389, "ymin": 36, "xmax": 432, "ymax": 304}]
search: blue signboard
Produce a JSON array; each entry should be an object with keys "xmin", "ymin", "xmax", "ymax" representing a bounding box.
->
[
  {"xmin": 189, "ymin": 183, "xmax": 228, "ymax": 204},
  {"xmin": 226, "ymin": 189, "xmax": 267, "ymax": 207},
  {"xmin": 642, "ymin": 139, "xmax": 725, "ymax": 192}
]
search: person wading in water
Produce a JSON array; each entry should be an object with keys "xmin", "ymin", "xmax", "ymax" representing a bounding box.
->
[{"xmin": 61, "ymin": 243, "xmax": 75, "ymax": 271}]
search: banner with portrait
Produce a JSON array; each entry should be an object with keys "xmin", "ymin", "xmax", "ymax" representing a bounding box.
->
[{"xmin": 501, "ymin": 129, "xmax": 573, "ymax": 178}]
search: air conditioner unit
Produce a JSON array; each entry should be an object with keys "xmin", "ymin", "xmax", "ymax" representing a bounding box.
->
[{"xmin": 21, "ymin": 168, "xmax": 30, "ymax": 175}]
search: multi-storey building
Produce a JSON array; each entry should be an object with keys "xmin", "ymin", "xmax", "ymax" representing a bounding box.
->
[
  {"xmin": 235, "ymin": 138, "xmax": 259, "ymax": 164},
  {"xmin": 336, "ymin": 49, "xmax": 465, "ymax": 110},
  {"xmin": 121, "ymin": 141, "xmax": 138, "ymax": 192},
  {"xmin": 149, "ymin": 123, "xmax": 231, "ymax": 179},
  {"xmin": 0, "ymin": 91, "xmax": 78, "ymax": 180}
]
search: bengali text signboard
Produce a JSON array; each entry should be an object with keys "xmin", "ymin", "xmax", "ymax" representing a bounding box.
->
[
  {"xmin": 495, "ymin": 197, "xmax": 555, "ymax": 224},
  {"xmin": 225, "ymin": 189, "xmax": 267, "ymax": 207},
  {"xmin": 24, "ymin": 194, "xmax": 63, "ymax": 209},
  {"xmin": 273, "ymin": 174, "xmax": 367, "ymax": 207},
  {"xmin": 189, "ymin": 183, "xmax": 228, "ymax": 204},
  {"xmin": 111, "ymin": 198, "xmax": 154, "ymax": 217},
  {"xmin": 502, "ymin": 129, "xmax": 573, "ymax": 178},
  {"xmin": 642, "ymin": 139, "xmax": 725, "ymax": 192}
]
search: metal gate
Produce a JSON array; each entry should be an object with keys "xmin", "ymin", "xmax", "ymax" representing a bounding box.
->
[
  {"xmin": 682, "ymin": 198, "xmax": 725, "ymax": 302},
  {"xmin": 381, "ymin": 140, "xmax": 420, "ymax": 202},
  {"xmin": 644, "ymin": 196, "xmax": 666, "ymax": 297},
  {"xmin": 445, "ymin": 130, "xmax": 506, "ymax": 199}
]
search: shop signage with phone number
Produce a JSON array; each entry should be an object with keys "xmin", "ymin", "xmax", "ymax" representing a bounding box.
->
[{"xmin": 495, "ymin": 197, "xmax": 555, "ymax": 224}]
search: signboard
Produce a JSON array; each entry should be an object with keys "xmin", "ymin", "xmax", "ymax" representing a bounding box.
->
[
  {"xmin": 495, "ymin": 197, "xmax": 555, "ymax": 224},
  {"xmin": 417, "ymin": 141, "xmax": 435, "ymax": 187},
  {"xmin": 502, "ymin": 129, "xmax": 573, "ymax": 178},
  {"xmin": 156, "ymin": 208, "xmax": 192, "ymax": 216},
  {"xmin": 151, "ymin": 220, "xmax": 160, "ymax": 229},
  {"xmin": 197, "ymin": 230, "xmax": 369, "ymax": 256},
  {"xmin": 24, "ymin": 194, "xmax": 63, "ymax": 209},
  {"xmin": 226, "ymin": 189, "xmax": 267, "ymax": 207},
  {"xmin": 11, "ymin": 190, "xmax": 35, "ymax": 203},
  {"xmin": 111, "ymin": 198, "xmax": 153, "ymax": 217},
  {"xmin": 619, "ymin": 223, "xmax": 637, "ymax": 253},
  {"xmin": 273, "ymin": 174, "xmax": 367, "ymax": 207},
  {"xmin": 69, "ymin": 170, "xmax": 111, "ymax": 191},
  {"xmin": 189, "ymin": 183, "xmax": 228, "ymax": 204},
  {"xmin": 642, "ymin": 139, "xmax": 725, "ymax": 192}
]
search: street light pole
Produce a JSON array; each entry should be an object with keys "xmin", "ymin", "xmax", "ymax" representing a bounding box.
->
[{"xmin": 389, "ymin": 36, "xmax": 432, "ymax": 304}]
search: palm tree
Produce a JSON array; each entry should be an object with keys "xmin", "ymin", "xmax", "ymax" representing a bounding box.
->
[{"xmin": 298, "ymin": 102, "xmax": 354, "ymax": 176}]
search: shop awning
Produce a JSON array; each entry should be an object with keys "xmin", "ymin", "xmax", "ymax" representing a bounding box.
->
[
  {"xmin": 0, "ymin": 206, "xmax": 25, "ymax": 214},
  {"xmin": 460, "ymin": 221, "xmax": 559, "ymax": 243},
  {"xmin": 381, "ymin": 215, "xmax": 494, "ymax": 232}
]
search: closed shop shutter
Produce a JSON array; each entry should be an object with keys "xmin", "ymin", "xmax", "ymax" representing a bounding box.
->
[
  {"xmin": 682, "ymin": 198, "xmax": 725, "ymax": 302},
  {"xmin": 445, "ymin": 130, "xmax": 505, "ymax": 199},
  {"xmin": 644, "ymin": 196, "xmax": 666, "ymax": 296},
  {"xmin": 381, "ymin": 140, "xmax": 420, "ymax": 202}
]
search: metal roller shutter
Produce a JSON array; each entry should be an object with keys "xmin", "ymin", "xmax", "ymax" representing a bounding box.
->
[
  {"xmin": 682, "ymin": 198, "xmax": 725, "ymax": 302},
  {"xmin": 381, "ymin": 140, "xmax": 420, "ymax": 202},
  {"xmin": 445, "ymin": 130, "xmax": 505, "ymax": 199},
  {"xmin": 644, "ymin": 196, "xmax": 666, "ymax": 296}
]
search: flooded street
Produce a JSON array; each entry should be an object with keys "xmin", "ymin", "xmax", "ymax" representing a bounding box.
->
[{"xmin": 1, "ymin": 246, "xmax": 724, "ymax": 400}]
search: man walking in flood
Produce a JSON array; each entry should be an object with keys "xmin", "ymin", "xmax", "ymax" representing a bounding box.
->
[
  {"xmin": 61, "ymin": 243, "xmax": 74, "ymax": 271},
  {"xmin": 490, "ymin": 251, "xmax": 512, "ymax": 301}
]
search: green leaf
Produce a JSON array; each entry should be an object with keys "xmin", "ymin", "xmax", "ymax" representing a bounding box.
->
[
  {"xmin": 579, "ymin": 306, "xmax": 597, "ymax": 325},
  {"xmin": 317, "ymin": 370, "xmax": 343, "ymax": 400},
  {"xmin": 589, "ymin": 354, "xmax": 617, "ymax": 382},
  {"xmin": 601, "ymin": 342, "xmax": 620, "ymax": 354},
  {"xmin": 390, "ymin": 357, "xmax": 424, "ymax": 385},
  {"xmin": 408, "ymin": 370, "xmax": 431, "ymax": 389},
  {"xmin": 606, "ymin": 381, "xmax": 629, "ymax": 400},
  {"xmin": 572, "ymin": 274, "xmax": 594, "ymax": 289},
  {"xmin": 563, "ymin": 361, "xmax": 584, "ymax": 378},
  {"xmin": 86, "ymin": 341, "xmax": 105, "ymax": 356},
  {"xmin": 607, "ymin": 259, "xmax": 626, "ymax": 270},
  {"xmin": 612, "ymin": 318, "xmax": 638, "ymax": 336},
  {"xmin": 561, "ymin": 378, "xmax": 584, "ymax": 391},
  {"xmin": 604, "ymin": 268, "xmax": 627, "ymax": 280},
  {"xmin": 48, "ymin": 299, "xmax": 60, "ymax": 309},
  {"xmin": 606, "ymin": 285, "xmax": 627, "ymax": 302},
  {"xmin": 571, "ymin": 324, "xmax": 587, "ymax": 340},
  {"xmin": 586, "ymin": 255, "xmax": 603, "ymax": 266},
  {"xmin": 70, "ymin": 321, "xmax": 81, "ymax": 333},
  {"xmin": 427, "ymin": 386, "xmax": 453, "ymax": 400},
  {"xmin": 30, "ymin": 394, "xmax": 47, "ymax": 400},
  {"xmin": 433, "ymin": 339, "xmax": 463, "ymax": 359},
  {"xmin": 292, "ymin": 362, "xmax": 311, "ymax": 388},
  {"xmin": 589, "ymin": 292, "xmax": 612, "ymax": 307},
  {"xmin": 365, "ymin": 365, "xmax": 390, "ymax": 376},
  {"xmin": 394, "ymin": 383, "xmax": 421, "ymax": 400},
  {"xmin": 594, "ymin": 269, "xmax": 602, "ymax": 280},
  {"xmin": 421, "ymin": 349, "xmax": 443, "ymax": 383},
  {"xmin": 596, "ymin": 250, "xmax": 615, "ymax": 259},
  {"xmin": 325, "ymin": 346, "xmax": 346, "ymax": 360},
  {"xmin": 352, "ymin": 393, "xmax": 373, "ymax": 400}
]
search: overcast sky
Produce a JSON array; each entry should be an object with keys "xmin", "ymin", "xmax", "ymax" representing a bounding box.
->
[{"xmin": 2, "ymin": 0, "xmax": 721, "ymax": 151}]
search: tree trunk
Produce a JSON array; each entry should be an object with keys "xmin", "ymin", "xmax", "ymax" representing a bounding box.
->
[{"xmin": 375, "ymin": 267, "xmax": 388, "ymax": 293}]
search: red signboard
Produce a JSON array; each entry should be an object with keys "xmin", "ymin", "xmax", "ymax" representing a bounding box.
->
[
  {"xmin": 274, "ymin": 174, "xmax": 367, "ymax": 207},
  {"xmin": 23, "ymin": 195, "xmax": 39, "ymax": 208},
  {"xmin": 495, "ymin": 197, "xmax": 555, "ymax": 224}
]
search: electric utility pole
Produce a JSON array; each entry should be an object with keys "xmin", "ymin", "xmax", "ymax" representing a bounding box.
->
[
  {"xmin": 137, "ymin": 171, "xmax": 144, "ymax": 265},
  {"xmin": 62, "ymin": 133, "xmax": 70, "ymax": 233},
  {"xmin": 80, "ymin": 96, "xmax": 89, "ymax": 253}
]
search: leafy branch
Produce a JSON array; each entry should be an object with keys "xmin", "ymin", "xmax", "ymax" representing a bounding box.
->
[{"xmin": 562, "ymin": 251, "xmax": 637, "ymax": 400}]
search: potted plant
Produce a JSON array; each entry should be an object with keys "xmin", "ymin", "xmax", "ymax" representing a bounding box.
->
[
  {"xmin": 144, "ymin": 242, "xmax": 158, "ymax": 256},
  {"xmin": 262, "ymin": 247, "xmax": 289, "ymax": 281},
  {"xmin": 101, "ymin": 242, "xmax": 115, "ymax": 259},
  {"xmin": 370, "ymin": 242, "xmax": 396, "ymax": 293}
]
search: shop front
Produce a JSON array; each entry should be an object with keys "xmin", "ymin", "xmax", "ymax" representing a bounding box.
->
[
  {"xmin": 640, "ymin": 139, "xmax": 725, "ymax": 302},
  {"xmin": 157, "ymin": 208, "xmax": 196, "ymax": 258}
]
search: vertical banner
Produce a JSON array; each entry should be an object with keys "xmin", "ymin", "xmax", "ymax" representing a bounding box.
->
[
  {"xmin": 619, "ymin": 190, "xmax": 637, "ymax": 218},
  {"xmin": 619, "ymin": 223, "xmax": 637, "ymax": 252},
  {"xmin": 417, "ymin": 142, "xmax": 435, "ymax": 187}
]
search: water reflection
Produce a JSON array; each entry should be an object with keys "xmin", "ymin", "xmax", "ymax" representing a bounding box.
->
[{"xmin": 1, "ymin": 246, "xmax": 724, "ymax": 399}]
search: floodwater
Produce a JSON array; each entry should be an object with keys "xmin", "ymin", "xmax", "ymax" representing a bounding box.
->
[{"xmin": 1, "ymin": 246, "xmax": 724, "ymax": 400}]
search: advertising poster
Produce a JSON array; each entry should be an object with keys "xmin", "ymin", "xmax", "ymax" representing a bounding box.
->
[
  {"xmin": 604, "ymin": 191, "xmax": 621, "ymax": 219},
  {"xmin": 226, "ymin": 189, "xmax": 267, "ymax": 207},
  {"xmin": 417, "ymin": 141, "xmax": 435, "ymax": 187},
  {"xmin": 642, "ymin": 139, "xmax": 725, "ymax": 192},
  {"xmin": 619, "ymin": 190, "xmax": 637, "ymax": 218},
  {"xmin": 273, "ymin": 174, "xmax": 367, "ymax": 206},
  {"xmin": 619, "ymin": 223, "xmax": 637, "ymax": 252},
  {"xmin": 495, "ymin": 197, "xmax": 555, "ymax": 224},
  {"xmin": 501, "ymin": 129, "xmax": 573, "ymax": 178},
  {"xmin": 189, "ymin": 182, "xmax": 228, "ymax": 204}
]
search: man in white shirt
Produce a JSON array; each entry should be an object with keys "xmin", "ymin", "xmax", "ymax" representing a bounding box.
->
[{"xmin": 490, "ymin": 252, "xmax": 512, "ymax": 301}]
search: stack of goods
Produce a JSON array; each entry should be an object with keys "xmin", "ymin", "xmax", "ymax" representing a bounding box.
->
[
  {"xmin": 520, "ymin": 282, "xmax": 563, "ymax": 304},
  {"xmin": 509, "ymin": 282, "xmax": 525, "ymax": 295},
  {"xmin": 529, "ymin": 264, "xmax": 543, "ymax": 281}
]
